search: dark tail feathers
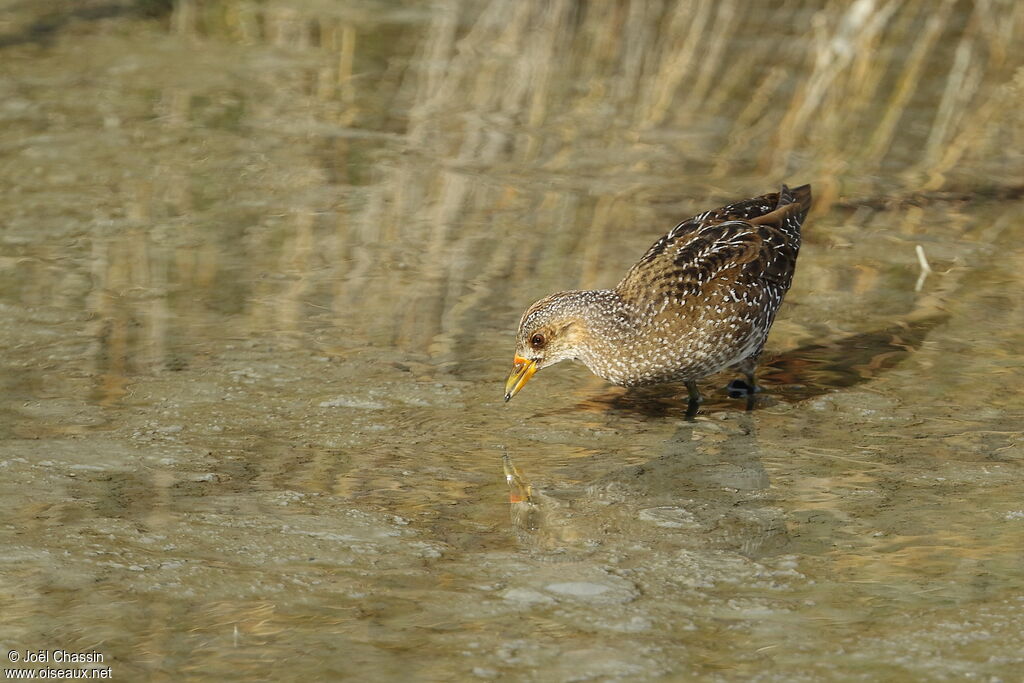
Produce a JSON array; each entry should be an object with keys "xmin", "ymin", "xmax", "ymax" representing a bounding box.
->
[{"xmin": 778, "ymin": 183, "xmax": 812, "ymax": 222}]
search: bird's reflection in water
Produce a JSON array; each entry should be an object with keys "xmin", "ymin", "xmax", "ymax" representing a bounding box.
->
[
  {"xmin": 503, "ymin": 316, "xmax": 948, "ymax": 559},
  {"xmin": 502, "ymin": 454, "xmax": 588, "ymax": 554},
  {"xmin": 592, "ymin": 411, "xmax": 790, "ymax": 559},
  {"xmin": 504, "ymin": 412, "xmax": 789, "ymax": 560}
]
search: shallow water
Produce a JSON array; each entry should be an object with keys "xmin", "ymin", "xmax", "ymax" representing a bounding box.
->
[{"xmin": 1, "ymin": 0, "xmax": 1023, "ymax": 680}]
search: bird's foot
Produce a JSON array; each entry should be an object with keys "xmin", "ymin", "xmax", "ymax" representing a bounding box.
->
[{"xmin": 726, "ymin": 379, "xmax": 759, "ymax": 399}]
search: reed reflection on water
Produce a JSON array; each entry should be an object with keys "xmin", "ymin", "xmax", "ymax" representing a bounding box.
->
[{"xmin": 0, "ymin": 0, "xmax": 1023, "ymax": 680}]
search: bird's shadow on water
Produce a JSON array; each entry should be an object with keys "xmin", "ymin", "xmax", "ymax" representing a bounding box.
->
[{"xmin": 565, "ymin": 314, "xmax": 949, "ymax": 420}]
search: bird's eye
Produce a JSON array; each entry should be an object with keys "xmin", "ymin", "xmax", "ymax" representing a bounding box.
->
[{"xmin": 530, "ymin": 333, "xmax": 546, "ymax": 349}]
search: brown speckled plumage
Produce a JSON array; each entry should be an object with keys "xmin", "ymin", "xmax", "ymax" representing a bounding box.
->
[{"xmin": 505, "ymin": 184, "xmax": 812, "ymax": 407}]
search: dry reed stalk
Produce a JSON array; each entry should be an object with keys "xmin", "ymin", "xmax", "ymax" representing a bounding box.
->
[
  {"xmin": 639, "ymin": 0, "xmax": 714, "ymax": 127},
  {"xmin": 680, "ymin": 0, "xmax": 738, "ymax": 117},
  {"xmin": 862, "ymin": 0, "xmax": 955, "ymax": 164},
  {"xmin": 149, "ymin": 0, "xmax": 1023, "ymax": 357}
]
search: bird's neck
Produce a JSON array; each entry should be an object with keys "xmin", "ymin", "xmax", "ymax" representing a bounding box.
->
[{"xmin": 562, "ymin": 289, "xmax": 639, "ymax": 380}]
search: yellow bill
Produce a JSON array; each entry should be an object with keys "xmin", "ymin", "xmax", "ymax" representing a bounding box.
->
[{"xmin": 504, "ymin": 355, "xmax": 538, "ymax": 402}]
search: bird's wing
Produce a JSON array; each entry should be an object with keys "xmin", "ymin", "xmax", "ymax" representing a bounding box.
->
[
  {"xmin": 631, "ymin": 191, "xmax": 780, "ymax": 267},
  {"xmin": 617, "ymin": 187, "xmax": 807, "ymax": 308}
]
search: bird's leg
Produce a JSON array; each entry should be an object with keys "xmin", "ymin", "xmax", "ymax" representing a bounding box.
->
[
  {"xmin": 685, "ymin": 380, "xmax": 702, "ymax": 419},
  {"xmin": 727, "ymin": 356, "xmax": 760, "ymax": 398},
  {"xmin": 743, "ymin": 369, "xmax": 759, "ymax": 393}
]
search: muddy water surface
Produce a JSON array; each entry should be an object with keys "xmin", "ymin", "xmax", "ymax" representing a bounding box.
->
[{"xmin": 1, "ymin": 1, "xmax": 1023, "ymax": 680}]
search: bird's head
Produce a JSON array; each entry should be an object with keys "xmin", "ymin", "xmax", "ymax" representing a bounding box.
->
[{"xmin": 504, "ymin": 291, "xmax": 591, "ymax": 402}]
